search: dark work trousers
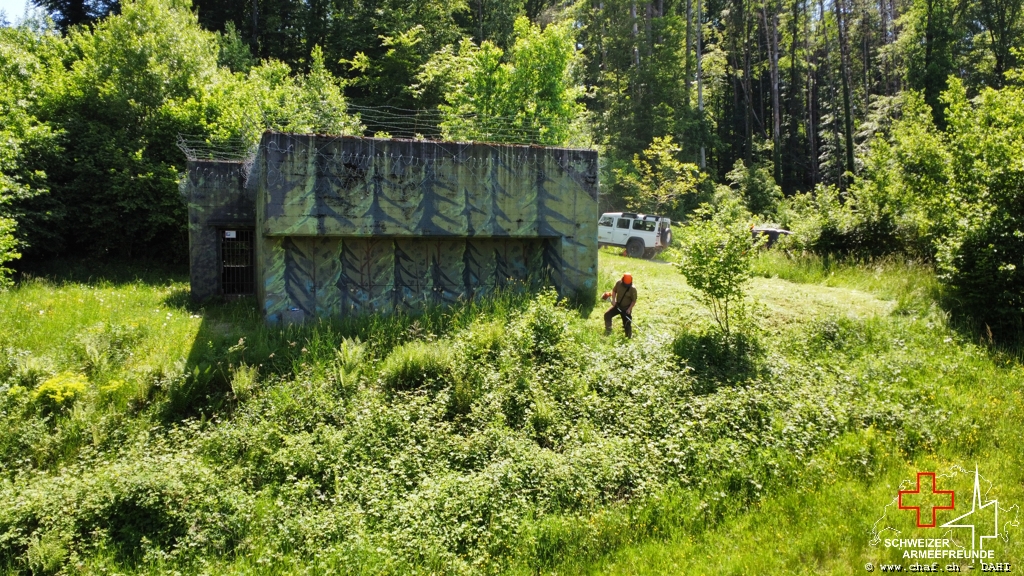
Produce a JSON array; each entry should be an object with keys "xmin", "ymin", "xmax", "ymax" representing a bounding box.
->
[{"xmin": 604, "ymin": 305, "xmax": 632, "ymax": 338}]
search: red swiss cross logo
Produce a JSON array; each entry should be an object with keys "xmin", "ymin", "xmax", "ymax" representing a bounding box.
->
[{"xmin": 898, "ymin": 471, "xmax": 955, "ymax": 528}]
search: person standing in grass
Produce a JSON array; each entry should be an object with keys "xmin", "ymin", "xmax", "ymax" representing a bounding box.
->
[{"xmin": 603, "ymin": 273, "xmax": 637, "ymax": 338}]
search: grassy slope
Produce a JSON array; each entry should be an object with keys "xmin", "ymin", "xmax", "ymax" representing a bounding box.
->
[
  {"xmin": 571, "ymin": 252, "xmax": 1024, "ymax": 575},
  {"xmin": 0, "ymin": 254, "xmax": 1020, "ymax": 574},
  {"xmin": 597, "ymin": 248, "xmax": 893, "ymax": 332}
]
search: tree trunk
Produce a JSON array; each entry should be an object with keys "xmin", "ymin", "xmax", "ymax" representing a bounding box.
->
[
  {"xmin": 478, "ymin": 0, "xmax": 485, "ymax": 42},
  {"xmin": 806, "ymin": 0, "xmax": 819, "ymax": 184},
  {"xmin": 764, "ymin": 0, "xmax": 782, "ymax": 184},
  {"xmin": 251, "ymin": 0, "xmax": 260, "ymax": 52},
  {"xmin": 632, "ymin": 0, "xmax": 640, "ymax": 67},
  {"xmin": 979, "ymin": 0, "xmax": 1024, "ymax": 87},
  {"xmin": 657, "ymin": 0, "xmax": 665, "ymax": 43},
  {"xmin": 685, "ymin": 0, "xmax": 693, "ymax": 107},
  {"xmin": 818, "ymin": 0, "xmax": 841, "ymax": 186},
  {"xmin": 645, "ymin": 1, "xmax": 653, "ymax": 58},
  {"xmin": 787, "ymin": 0, "xmax": 803, "ymax": 191},
  {"xmin": 862, "ymin": 1, "xmax": 871, "ymax": 109},
  {"xmin": 880, "ymin": 0, "xmax": 890, "ymax": 95},
  {"xmin": 743, "ymin": 0, "xmax": 753, "ymax": 165},
  {"xmin": 697, "ymin": 0, "xmax": 706, "ymax": 168},
  {"xmin": 836, "ymin": 0, "xmax": 856, "ymax": 184}
]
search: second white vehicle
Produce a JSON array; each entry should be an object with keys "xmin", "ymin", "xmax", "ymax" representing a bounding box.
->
[{"xmin": 597, "ymin": 212, "xmax": 673, "ymax": 258}]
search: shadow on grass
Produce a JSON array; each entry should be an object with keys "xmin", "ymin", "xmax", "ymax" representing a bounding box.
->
[
  {"xmin": 671, "ymin": 330, "xmax": 764, "ymax": 394},
  {"xmin": 162, "ymin": 287, "xmax": 202, "ymax": 312},
  {"xmin": 158, "ymin": 287, "xmax": 545, "ymax": 423},
  {"xmin": 568, "ymin": 289, "xmax": 597, "ymax": 319},
  {"xmin": 17, "ymin": 257, "xmax": 188, "ymax": 287},
  {"xmin": 940, "ymin": 300, "xmax": 1024, "ymax": 366}
]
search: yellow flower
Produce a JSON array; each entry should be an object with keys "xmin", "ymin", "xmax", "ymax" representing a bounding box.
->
[{"xmin": 33, "ymin": 372, "xmax": 89, "ymax": 408}]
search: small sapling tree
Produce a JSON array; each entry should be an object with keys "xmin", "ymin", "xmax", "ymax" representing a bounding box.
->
[{"xmin": 675, "ymin": 216, "xmax": 762, "ymax": 336}]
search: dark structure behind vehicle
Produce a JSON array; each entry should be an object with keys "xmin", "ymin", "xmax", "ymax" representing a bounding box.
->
[{"xmin": 752, "ymin": 227, "xmax": 791, "ymax": 248}]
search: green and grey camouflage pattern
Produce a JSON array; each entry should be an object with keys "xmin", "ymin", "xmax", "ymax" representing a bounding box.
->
[
  {"xmin": 184, "ymin": 160, "xmax": 253, "ymax": 303},
  {"xmin": 186, "ymin": 131, "xmax": 598, "ymax": 323}
]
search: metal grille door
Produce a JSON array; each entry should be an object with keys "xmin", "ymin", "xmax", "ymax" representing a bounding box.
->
[{"xmin": 221, "ymin": 229, "xmax": 254, "ymax": 295}]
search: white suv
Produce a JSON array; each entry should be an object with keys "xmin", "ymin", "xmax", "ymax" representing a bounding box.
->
[{"xmin": 597, "ymin": 212, "xmax": 673, "ymax": 258}]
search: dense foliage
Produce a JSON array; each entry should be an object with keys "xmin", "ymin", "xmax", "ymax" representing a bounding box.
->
[
  {"xmin": 769, "ymin": 84, "xmax": 1024, "ymax": 334},
  {"xmin": 0, "ymin": 0, "xmax": 364, "ymax": 263},
  {"xmin": 0, "ymin": 0, "xmax": 583, "ymax": 268},
  {"xmin": 0, "ymin": 218, "xmax": 18, "ymax": 289},
  {"xmin": 675, "ymin": 215, "xmax": 760, "ymax": 335},
  {"xmin": 615, "ymin": 136, "xmax": 705, "ymax": 215},
  {"xmin": 0, "ymin": 264, "xmax": 952, "ymax": 573},
  {"xmin": 1, "ymin": 0, "xmax": 1023, "ymax": 333},
  {"xmin": 420, "ymin": 17, "xmax": 585, "ymax": 145}
]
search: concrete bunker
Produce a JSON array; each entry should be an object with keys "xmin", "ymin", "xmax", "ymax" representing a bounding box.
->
[{"xmin": 184, "ymin": 132, "xmax": 599, "ymax": 322}]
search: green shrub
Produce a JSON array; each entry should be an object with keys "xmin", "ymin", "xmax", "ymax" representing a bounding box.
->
[
  {"xmin": 671, "ymin": 329, "xmax": 763, "ymax": 391},
  {"xmin": 458, "ymin": 320, "xmax": 506, "ymax": 361},
  {"xmin": 725, "ymin": 158, "xmax": 782, "ymax": 218},
  {"xmin": 0, "ymin": 217, "xmax": 18, "ymax": 290},
  {"xmin": 504, "ymin": 289, "xmax": 572, "ymax": 363},
  {"xmin": 332, "ymin": 336, "xmax": 366, "ymax": 397},
  {"xmin": 32, "ymin": 372, "xmax": 88, "ymax": 413},
  {"xmin": 675, "ymin": 216, "xmax": 760, "ymax": 336},
  {"xmin": 229, "ymin": 364, "xmax": 258, "ymax": 402},
  {"xmin": 0, "ymin": 450, "xmax": 245, "ymax": 569},
  {"xmin": 929, "ymin": 81, "xmax": 1024, "ymax": 336},
  {"xmin": 424, "ymin": 17, "xmax": 585, "ymax": 146},
  {"xmin": 937, "ymin": 210, "xmax": 1024, "ymax": 336},
  {"xmin": 12, "ymin": 355, "xmax": 50, "ymax": 389},
  {"xmin": 24, "ymin": 530, "xmax": 69, "ymax": 576},
  {"xmin": 379, "ymin": 340, "xmax": 454, "ymax": 392},
  {"xmin": 616, "ymin": 135, "xmax": 704, "ymax": 216},
  {"xmin": 75, "ymin": 322, "xmax": 147, "ymax": 376}
]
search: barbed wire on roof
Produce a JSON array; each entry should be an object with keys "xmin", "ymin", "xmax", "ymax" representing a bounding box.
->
[
  {"xmin": 183, "ymin": 132, "xmax": 598, "ymax": 208},
  {"xmin": 177, "ymin": 135, "xmax": 258, "ymax": 162},
  {"xmin": 348, "ymin": 104, "xmax": 590, "ymax": 147},
  {"xmin": 177, "ymin": 105, "xmax": 594, "ymax": 180},
  {"xmin": 260, "ymin": 133, "xmax": 596, "ymax": 171}
]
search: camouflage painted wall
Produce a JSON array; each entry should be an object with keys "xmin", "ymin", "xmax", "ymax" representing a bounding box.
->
[
  {"xmin": 249, "ymin": 132, "xmax": 598, "ymax": 322},
  {"xmin": 257, "ymin": 237, "xmax": 549, "ymax": 322},
  {"xmin": 184, "ymin": 160, "xmax": 254, "ymax": 302},
  {"xmin": 187, "ymin": 132, "xmax": 598, "ymax": 322}
]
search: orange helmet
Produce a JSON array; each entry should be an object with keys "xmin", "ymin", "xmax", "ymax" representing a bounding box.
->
[{"xmin": 622, "ymin": 273, "xmax": 632, "ymax": 284}]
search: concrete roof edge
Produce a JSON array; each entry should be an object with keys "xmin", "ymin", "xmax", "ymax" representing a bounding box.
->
[{"xmin": 258, "ymin": 130, "xmax": 597, "ymax": 154}]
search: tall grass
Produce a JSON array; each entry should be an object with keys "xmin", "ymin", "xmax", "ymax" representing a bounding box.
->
[
  {"xmin": 752, "ymin": 251, "xmax": 942, "ymax": 315},
  {"xmin": 0, "ymin": 256, "xmax": 1020, "ymax": 574}
]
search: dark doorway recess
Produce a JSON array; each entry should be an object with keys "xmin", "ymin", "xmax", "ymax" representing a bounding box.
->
[{"xmin": 221, "ymin": 229, "xmax": 254, "ymax": 295}]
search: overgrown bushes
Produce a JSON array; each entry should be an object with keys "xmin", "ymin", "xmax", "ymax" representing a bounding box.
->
[
  {"xmin": 0, "ymin": 0, "xmax": 363, "ymax": 263},
  {"xmin": 767, "ymin": 85, "xmax": 1024, "ymax": 336},
  {"xmin": 379, "ymin": 340, "xmax": 454, "ymax": 391},
  {"xmin": 675, "ymin": 210, "xmax": 761, "ymax": 336},
  {"xmin": 0, "ymin": 282, "xmax": 949, "ymax": 573},
  {"xmin": 0, "ymin": 218, "xmax": 18, "ymax": 289}
]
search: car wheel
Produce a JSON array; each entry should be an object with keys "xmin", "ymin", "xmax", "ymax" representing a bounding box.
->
[
  {"xmin": 661, "ymin": 229, "xmax": 672, "ymax": 245},
  {"xmin": 626, "ymin": 238, "xmax": 645, "ymax": 258}
]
